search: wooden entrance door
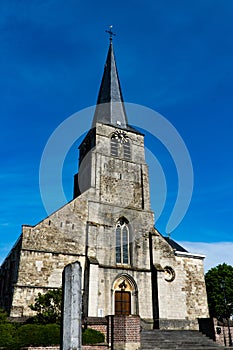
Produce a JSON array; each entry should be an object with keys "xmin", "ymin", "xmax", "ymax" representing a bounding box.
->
[{"xmin": 115, "ymin": 291, "xmax": 131, "ymax": 315}]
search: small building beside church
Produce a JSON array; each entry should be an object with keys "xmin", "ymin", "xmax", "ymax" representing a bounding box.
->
[{"xmin": 0, "ymin": 38, "xmax": 209, "ymax": 330}]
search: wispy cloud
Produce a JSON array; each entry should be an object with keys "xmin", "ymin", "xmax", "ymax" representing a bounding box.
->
[
  {"xmin": 179, "ymin": 241, "xmax": 233, "ymax": 272},
  {"xmin": 0, "ymin": 223, "xmax": 9, "ymax": 227}
]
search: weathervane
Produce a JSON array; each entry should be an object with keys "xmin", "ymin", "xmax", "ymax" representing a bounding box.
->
[{"xmin": 106, "ymin": 25, "xmax": 116, "ymax": 41}]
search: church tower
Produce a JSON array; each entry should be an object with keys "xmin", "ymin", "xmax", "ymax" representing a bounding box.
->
[
  {"xmin": 73, "ymin": 37, "xmax": 155, "ymax": 320},
  {"xmin": 0, "ymin": 37, "xmax": 209, "ymax": 329},
  {"xmin": 73, "ymin": 38, "xmax": 150, "ymax": 210}
]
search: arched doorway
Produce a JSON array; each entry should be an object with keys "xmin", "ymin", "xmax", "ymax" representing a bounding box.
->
[
  {"xmin": 112, "ymin": 274, "xmax": 138, "ymax": 315},
  {"xmin": 115, "ymin": 289, "xmax": 131, "ymax": 315}
]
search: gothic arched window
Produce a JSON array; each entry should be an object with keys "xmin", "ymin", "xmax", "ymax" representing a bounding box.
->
[
  {"xmin": 123, "ymin": 139, "xmax": 131, "ymax": 159},
  {"xmin": 111, "ymin": 134, "xmax": 119, "ymax": 156},
  {"xmin": 116, "ymin": 219, "xmax": 130, "ymax": 265}
]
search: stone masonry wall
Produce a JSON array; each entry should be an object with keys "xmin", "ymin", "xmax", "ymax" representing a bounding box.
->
[
  {"xmin": 86, "ymin": 202, "xmax": 154, "ymax": 269},
  {"xmin": 152, "ymin": 231, "xmax": 209, "ymax": 328},
  {"xmin": 8, "ymin": 194, "xmax": 89, "ymax": 317},
  {"xmin": 10, "ymin": 255, "xmax": 86, "ymax": 317},
  {"xmin": 22, "ymin": 196, "xmax": 88, "ymax": 254},
  {"xmin": 0, "ymin": 236, "xmax": 22, "ymax": 312},
  {"xmin": 95, "ymin": 123, "xmax": 145, "ymax": 164},
  {"xmin": 181, "ymin": 255, "xmax": 209, "ymax": 319},
  {"xmin": 94, "ymin": 123, "xmax": 151, "ymax": 212}
]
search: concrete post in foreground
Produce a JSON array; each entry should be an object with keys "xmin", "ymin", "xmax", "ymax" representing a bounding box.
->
[{"xmin": 61, "ymin": 261, "xmax": 82, "ymax": 350}]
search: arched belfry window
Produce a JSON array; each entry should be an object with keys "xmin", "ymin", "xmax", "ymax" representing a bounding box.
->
[
  {"xmin": 123, "ymin": 139, "xmax": 130, "ymax": 159},
  {"xmin": 110, "ymin": 131, "xmax": 131, "ymax": 159},
  {"xmin": 111, "ymin": 134, "xmax": 119, "ymax": 156},
  {"xmin": 116, "ymin": 218, "xmax": 130, "ymax": 265}
]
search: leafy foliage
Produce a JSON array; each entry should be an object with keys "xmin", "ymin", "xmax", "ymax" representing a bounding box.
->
[
  {"xmin": 15, "ymin": 323, "xmax": 60, "ymax": 348},
  {"xmin": 29, "ymin": 288, "xmax": 62, "ymax": 324},
  {"xmin": 0, "ymin": 294, "xmax": 105, "ymax": 348},
  {"xmin": 205, "ymin": 263, "xmax": 233, "ymax": 318},
  {"xmin": 0, "ymin": 322, "xmax": 60, "ymax": 349},
  {"xmin": 0, "ymin": 308, "xmax": 16, "ymax": 349},
  {"xmin": 0, "ymin": 322, "xmax": 17, "ymax": 349},
  {"xmin": 0, "ymin": 308, "xmax": 8, "ymax": 323},
  {"xmin": 0, "ymin": 310, "xmax": 105, "ymax": 348},
  {"xmin": 82, "ymin": 328, "xmax": 105, "ymax": 344}
]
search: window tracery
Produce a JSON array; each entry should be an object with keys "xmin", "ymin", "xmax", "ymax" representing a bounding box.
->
[{"xmin": 116, "ymin": 218, "xmax": 130, "ymax": 265}]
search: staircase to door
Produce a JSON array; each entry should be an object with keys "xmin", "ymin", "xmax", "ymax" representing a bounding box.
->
[{"xmin": 141, "ymin": 329, "xmax": 226, "ymax": 350}]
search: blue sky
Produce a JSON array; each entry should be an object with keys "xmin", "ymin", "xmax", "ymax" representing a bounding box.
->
[{"xmin": 1, "ymin": 0, "xmax": 233, "ymax": 271}]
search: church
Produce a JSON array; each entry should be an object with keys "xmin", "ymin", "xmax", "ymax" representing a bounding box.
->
[{"xmin": 0, "ymin": 37, "xmax": 209, "ymax": 330}]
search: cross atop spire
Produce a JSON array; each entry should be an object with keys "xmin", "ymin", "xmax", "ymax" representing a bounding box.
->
[
  {"xmin": 105, "ymin": 25, "xmax": 116, "ymax": 41},
  {"xmin": 92, "ymin": 33, "xmax": 128, "ymax": 129}
]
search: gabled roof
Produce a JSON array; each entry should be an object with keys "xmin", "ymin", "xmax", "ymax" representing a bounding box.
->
[
  {"xmin": 92, "ymin": 41, "xmax": 128, "ymax": 129},
  {"xmin": 163, "ymin": 236, "xmax": 188, "ymax": 253}
]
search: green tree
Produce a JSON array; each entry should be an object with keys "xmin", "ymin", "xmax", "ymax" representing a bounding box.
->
[
  {"xmin": 0, "ymin": 308, "xmax": 17, "ymax": 349},
  {"xmin": 82, "ymin": 328, "xmax": 105, "ymax": 344},
  {"xmin": 205, "ymin": 263, "xmax": 233, "ymax": 318},
  {"xmin": 29, "ymin": 288, "xmax": 62, "ymax": 324},
  {"xmin": 15, "ymin": 323, "xmax": 60, "ymax": 348},
  {"xmin": 0, "ymin": 307, "xmax": 8, "ymax": 323}
]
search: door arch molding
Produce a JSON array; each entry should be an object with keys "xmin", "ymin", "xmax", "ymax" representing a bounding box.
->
[{"xmin": 111, "ymin": 273, "xmax": 138, "ymax": 315}]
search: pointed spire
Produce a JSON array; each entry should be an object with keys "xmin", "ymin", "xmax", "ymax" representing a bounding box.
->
[{"xmin": 92, "ymin": 38, "xmax": 128, "ymax": 128}]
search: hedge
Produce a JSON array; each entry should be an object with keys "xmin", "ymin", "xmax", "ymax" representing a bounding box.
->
[
  {"xmin": 0, "ymin": 323, "xmax": 104, "ymax": 349},
  {"xmin": 0, "ymin": 323, "xmax": 60, "ymax": 349},
  {"xmin": 82, "ymin": 328, "xmax": 105, "ymax": 344}
]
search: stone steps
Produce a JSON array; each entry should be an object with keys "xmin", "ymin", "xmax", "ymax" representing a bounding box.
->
[{"xmin": 141, "ymin": 330, "xmax": 225, "ymax": 350}]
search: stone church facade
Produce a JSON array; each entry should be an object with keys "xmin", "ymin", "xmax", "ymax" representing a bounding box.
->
[{"xmin": 0, "ymin": 39, "xmax": 209, "ymax": 329}]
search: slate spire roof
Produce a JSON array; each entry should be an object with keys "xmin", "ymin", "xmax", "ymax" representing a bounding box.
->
[{"xmin": 92, "ymin": 40, "xmax": 128, "ymax": 128}]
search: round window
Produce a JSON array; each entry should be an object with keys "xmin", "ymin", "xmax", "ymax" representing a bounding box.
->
[{"xmin": 164, "ymin": 266, "xmax": 175, "ymax": 282}]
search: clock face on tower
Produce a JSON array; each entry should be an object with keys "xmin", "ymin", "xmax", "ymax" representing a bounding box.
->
[{"xmin": 114, "ymin": 129, "xmax": 128, "ymax": 143}]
